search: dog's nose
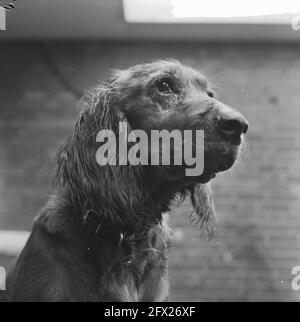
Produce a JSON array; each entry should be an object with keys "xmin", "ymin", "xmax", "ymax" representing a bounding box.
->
[{"xmin": 218, "ymin": 114, "xmax": 249, "ymax": 139}]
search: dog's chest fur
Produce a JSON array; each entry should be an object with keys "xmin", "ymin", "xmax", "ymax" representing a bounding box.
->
[{"xmin": 98, "ymin": 216, "xmax": 171, "ymax": 302}]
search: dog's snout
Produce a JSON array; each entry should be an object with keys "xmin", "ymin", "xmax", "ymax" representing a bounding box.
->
[{"xmin": 218, "ymin": 113, "xmax": 249, "ymax": 140}]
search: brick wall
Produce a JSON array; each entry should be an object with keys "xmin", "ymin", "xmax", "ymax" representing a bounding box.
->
[{"xmin": 0, "ymin": 42, "xmax": 299, "ymax": 301}]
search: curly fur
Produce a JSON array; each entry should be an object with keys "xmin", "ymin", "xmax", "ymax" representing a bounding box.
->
[{"xmin": 6, "ymin": 60, "xmax": 248, "ymax": 302}]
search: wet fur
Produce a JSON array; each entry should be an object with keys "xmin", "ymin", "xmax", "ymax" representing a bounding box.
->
[{"xmin": 6, "ymin": 60, "xmax": 246, "ymax": 302}]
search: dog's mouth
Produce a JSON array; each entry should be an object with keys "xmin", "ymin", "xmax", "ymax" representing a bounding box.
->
[
  {"xmin": 196, "ymin": 149, "xmax": 238, "ymax": 184},
  {"xmin": 197, "ymin": 170, "xmax": 217, "ymax": 183}
]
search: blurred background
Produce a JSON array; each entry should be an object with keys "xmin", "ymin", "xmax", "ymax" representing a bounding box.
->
[{"xmin": 1, "ymin": 0, "xmax": 300, "ymax": 301}]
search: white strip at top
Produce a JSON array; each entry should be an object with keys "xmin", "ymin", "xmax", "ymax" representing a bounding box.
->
[{"xmin": 0, "ymin": 231, "xmax": 30, "ymax": 256}]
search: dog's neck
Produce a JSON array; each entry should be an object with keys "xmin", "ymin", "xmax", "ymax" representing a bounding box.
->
[
  {"xmin": 146, "ymin": 167, "xmax": 189, "ymax": 212},
  {"xmin": 48, "ymin": 165, "xmax": 182, "ymax": 254}
]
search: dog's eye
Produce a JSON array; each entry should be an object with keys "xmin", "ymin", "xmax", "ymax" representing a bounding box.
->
[
  {"xmin": 207, "ymin": 90, "xmax": 215, "ymax": 98},
  {"xmin": 156, "ymin": 78, "xmax": 178, "ymax": 94}
]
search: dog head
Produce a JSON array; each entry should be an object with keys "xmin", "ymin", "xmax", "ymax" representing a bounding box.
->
[{"xmin": 56, "ymin": 60, "xmax": 248, "ymax": 233}]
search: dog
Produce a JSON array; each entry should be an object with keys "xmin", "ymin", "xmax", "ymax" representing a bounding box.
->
[{"xmin": 6, "ymin": 60, "xmax": 248, "ymax": 302}]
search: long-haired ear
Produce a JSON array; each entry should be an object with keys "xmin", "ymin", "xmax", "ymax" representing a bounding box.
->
[
  {"xmin": 55, "ymin": 85, "xmax": 114, "ymax": 197},
  {"xmin": 189, "ymin": 183, "xmax": 216, "ymax": 237},
  {"xmin": 54, "ymin": 84, "xmax": 151, "ymax": 228}
]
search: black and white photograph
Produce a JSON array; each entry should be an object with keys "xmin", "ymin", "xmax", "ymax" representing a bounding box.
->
[{"xmin": 0, "ymin": 0, "xmax": 300, "ymax": 305}]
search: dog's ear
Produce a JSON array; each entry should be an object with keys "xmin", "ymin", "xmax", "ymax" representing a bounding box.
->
[
  {"xmin": 55, "ymin": 85, "xmax": 114, "ymax": 197},
  {"xmin": 188, "ymin": 183, "xmax": 216, "ymax": 237},
  {"xmin": 55, "ymin": 84, "xmax": 150, "ymax": 227}
]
